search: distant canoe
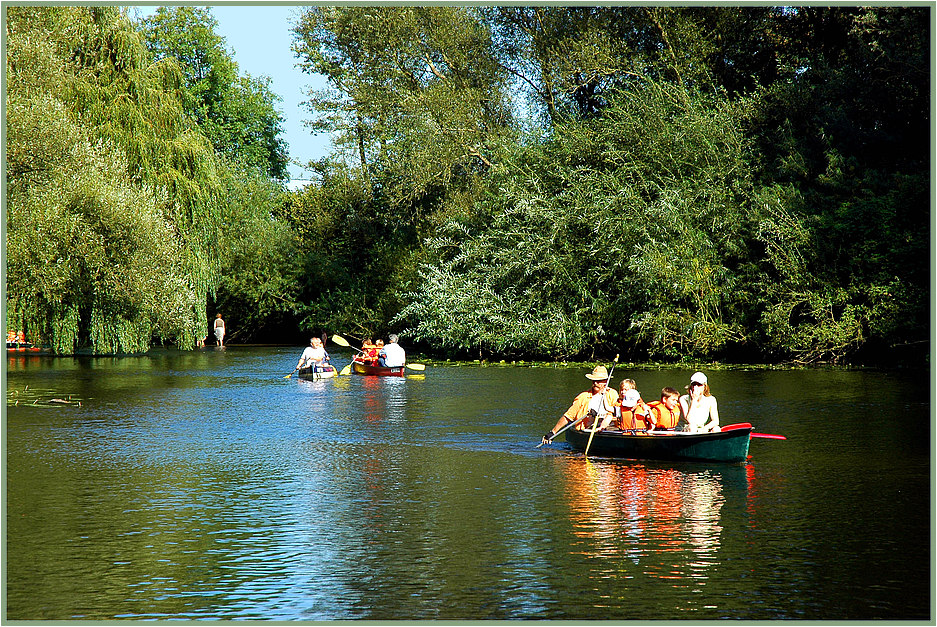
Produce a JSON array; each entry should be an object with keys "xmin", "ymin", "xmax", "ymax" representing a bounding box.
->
[
  {"xmin": 565, "ymin": 425, "xmax": 752, "ymax": 463},
  {"xmin": 6, "ymin": 342, "xmax": 40, "ymax": 352},
  {"xmin": 352, "ymin": 360, "xmax": 405, "ymax": 377},
  {"xmin": 297, "ymin": 365, "xmax": 337, "ymax": 380}
]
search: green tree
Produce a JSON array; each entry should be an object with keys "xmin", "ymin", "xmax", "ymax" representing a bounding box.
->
[
  {"xmin": 139, "ymin": 6, "xmax": 289, "ymax": 179},
  {"xmin": 399, "ymin": 81, "xmax": 773, "ymax": 360},
  {"xmin": 6, "ymin": 6, "xmax": 222, "ymax": 352},
  {"xmin": 292, "ymin": 6, "xmax": 514, "ymax": 205},
  {"xmin": 212, "ymin": 169, "xmax": 301, "ymax": 343},
  {"xmin": 747, "ymin": 6, "xmax": 930, "ymax": 362}
]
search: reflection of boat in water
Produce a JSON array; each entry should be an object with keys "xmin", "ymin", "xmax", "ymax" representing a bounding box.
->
[
  {"xmin": 297, "ymin": 365, "xmax": 337, "ymax": 380},
  {"xmin": 352, "ymin": 359, "xmax": 405, "ymax": 378},
  {"xmin": 565, "ymin": 426, "xmax": 752, "ymax": 463},
  {"xmin": 562, "ymin": 458, "xmax": 749, "ymax": 583}
]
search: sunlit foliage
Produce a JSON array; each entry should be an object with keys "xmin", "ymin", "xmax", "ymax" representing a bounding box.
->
[{"xmin": 6, "ymin": 7, "xmax": 221, "ymax": 353}]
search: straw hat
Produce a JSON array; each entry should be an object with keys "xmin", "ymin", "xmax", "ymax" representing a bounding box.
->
[{"xmin": 585, "ymin": 366, "xmax": 609, "ymax": 381}]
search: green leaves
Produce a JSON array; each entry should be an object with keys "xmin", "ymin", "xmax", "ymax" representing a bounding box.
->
[
  {"xmin": 400, "ymin": 80, "xmax": 760, "ymax": 360},
  {"xmin": 139, "ymin": 7, "xmax": 289, "ymax": 179},
  {"xmin": 293, "ymin": 7, "xmax": 512, "ymax": 204},
  {"xmin": 6, "ymin": 6, "xmax": 223, "ymax": 353}
]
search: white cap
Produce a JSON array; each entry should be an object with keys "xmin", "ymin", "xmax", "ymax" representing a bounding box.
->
[
  {"xmin": 690, "ymin": 371, "xmax": 708, "ymax": 385},
  {"xmin": 622, "ymin": 389, "xmax": 641, "ymax": 408}
]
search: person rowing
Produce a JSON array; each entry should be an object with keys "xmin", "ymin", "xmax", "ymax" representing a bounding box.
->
[
  {"xmin": 378, "ymin": 333, "xmax": 406, "ymax": 368},
  {"xmin": 296, "ymin": 336, "xmax": 330, "ymax": 372},
  {"xmin": 541, "ymin": 365, "xmax": 619, "ymax": 446}
]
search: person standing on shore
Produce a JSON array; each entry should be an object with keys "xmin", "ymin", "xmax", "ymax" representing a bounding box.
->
[{"xmin": 213, "ymin": 313, "xmax": 225, "ymax": 347}]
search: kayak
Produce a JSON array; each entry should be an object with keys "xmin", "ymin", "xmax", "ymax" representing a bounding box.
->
[
  {"xmin": 564, "ymin": 425, "xmax": 752, "ymax": 463},
  {"xmin": 352, "ymin": 359, "xmax": 405, "ymax": 377},
  {"xmin": 297, "ymin": 364, "xmax": 337, "ymax": 380}
]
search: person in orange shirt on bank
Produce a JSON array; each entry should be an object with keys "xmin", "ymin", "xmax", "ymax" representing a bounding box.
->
[
  {"xmin": 645, "ymin": 387, "xmax": 682, "ymax": 431},
  {"xmin": 541, "ymin": 365, "xmax": 619, "ymax": 445}
]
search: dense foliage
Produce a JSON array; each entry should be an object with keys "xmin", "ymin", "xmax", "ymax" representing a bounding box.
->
[
  {"xmin": 5, "ymin": 6, "xmax": 929, "ymax": 364},
  {"xmin": 6, "ymin": 7, "xmax": 296, "ymax": 351},
  {"xmin": 291, "ymin": 6, "xmax": 929, "ymax": 364}
]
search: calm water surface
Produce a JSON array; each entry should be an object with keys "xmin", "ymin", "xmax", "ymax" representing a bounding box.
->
[{"xmin": 5, "ymin": 347, "xmax": 931, "ymax": 620}]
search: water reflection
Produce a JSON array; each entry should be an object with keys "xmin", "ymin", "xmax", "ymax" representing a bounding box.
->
[
  {"xmin": 6, "ymin": 351, "xmax": 930, "ymax": 620},
  {"xmin": 562, "ymin": 459, "xmax": 746, "ymax": 584}
]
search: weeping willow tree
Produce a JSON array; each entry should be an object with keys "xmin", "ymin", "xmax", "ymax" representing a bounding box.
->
[
  {"xmin": 398, "ymin": 81, "xmax": 776, "ymax": 360},
  {"xmin": 6, "ymin": 7, "xmax": 223, "ymax": 353}
]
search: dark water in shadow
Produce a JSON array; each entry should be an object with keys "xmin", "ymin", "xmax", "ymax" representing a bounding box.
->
[{"xmin": 5, "ymin": 347, "xmax": 931, "ymax": 620}]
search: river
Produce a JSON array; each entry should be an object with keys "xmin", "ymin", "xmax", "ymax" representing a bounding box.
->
[{"xmin": 5, "ymin": 346, "xmax": 931, "ymax": 620}]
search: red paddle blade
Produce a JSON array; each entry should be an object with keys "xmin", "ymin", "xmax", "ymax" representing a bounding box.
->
[
  {"xmin": 723, "ymin": 423, "xmax": 786, "ymax": 439},
  {"xmin": 751, "ymin": 432, "xmax": 786, "ymax": 440}
]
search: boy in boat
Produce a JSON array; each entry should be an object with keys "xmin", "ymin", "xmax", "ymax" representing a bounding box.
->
[
  {"xmin": 645, "ymin": 387, "xmax": 681, "ymax": 431},
  {"xmin": 615, "ymin": 379, "xmax": 652, "ymax": 431},
  {"xmin": 541, "ymin": 366, "xmax": 619, "ymax": 445}
]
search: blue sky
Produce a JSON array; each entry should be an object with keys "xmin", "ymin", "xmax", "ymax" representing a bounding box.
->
[{"xmin": 134, "ymin": 5, "xmax": 330, "ymax": 182}]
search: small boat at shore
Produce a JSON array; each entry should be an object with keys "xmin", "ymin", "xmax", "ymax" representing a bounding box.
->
[
  {"xmin": 297, "ymin": 365, "xmax": 337, "ymax": 380},
  {"xmin": 6, "ymin": 342, "xmax": 43, "ymax": 353},
  {"xmin": 564, "ymin": 424, "xmax": 753, "ymax": 463},
  {"xmin": 351, "ymin": 359, "xmax": 405, "ymax": 377}
]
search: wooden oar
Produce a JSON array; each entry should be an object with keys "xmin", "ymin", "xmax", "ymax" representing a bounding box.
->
[
  {"xmin": 583, "ymin": 354, "xmax": 619, "ymax": 457},
  {"xmin": 535, "ymin": 413, "xmax": 587, "ymax": 448}
]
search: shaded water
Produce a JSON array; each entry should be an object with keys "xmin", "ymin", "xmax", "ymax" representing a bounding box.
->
[{"xmin": 5, "ymin": 347, "xmax": 931, "ymax": 620}]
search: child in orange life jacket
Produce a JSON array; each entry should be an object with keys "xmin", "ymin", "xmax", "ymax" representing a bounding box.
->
[
  {"xmin": 361, "ymin": 339, "xmax": 379, "ymax": 364},
  {"xmin": 646, "ymin": 387, "xmax": 681, "ymax": 430},
  {"xmin": 616, "ymin": 379, "xmax": 651, "ymax": 430}
]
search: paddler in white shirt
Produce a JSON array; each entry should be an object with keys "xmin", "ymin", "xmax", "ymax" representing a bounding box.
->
[{"xmin": 296, "ymin": 336, "xmax": 329, "ymax": 371}]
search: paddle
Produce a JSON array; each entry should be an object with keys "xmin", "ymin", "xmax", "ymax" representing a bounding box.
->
[
  {"xmin": 535, "ymin": 412, "xmax": 587, "ymax": 448},
  {"xmin": 330, "ymin": 334, "xmax": 360, "ymax": 375},
  {"xmin": 283, "ymin": 367, "xmax": 299, "ymax": 379},
  {"xmin": 722, "ymin": 422, "xmax": 787, "ymax": 440},
  {"xmin": 583, "ymin": 354, "xmax": 619, "ymax": 457}
]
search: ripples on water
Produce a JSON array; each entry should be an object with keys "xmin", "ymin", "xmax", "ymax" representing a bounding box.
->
[{"xmin": 5, "ymin": 348, "xmax": 931, "ymax": 620}]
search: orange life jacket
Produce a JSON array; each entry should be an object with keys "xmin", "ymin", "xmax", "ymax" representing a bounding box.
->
[
  {"xmin": 618, "ymin": 407, "xmax": 651, "ymax": 431},
  {"xmin": 647, "ymin": 400, "xmax": 680, "ymax": 430}
]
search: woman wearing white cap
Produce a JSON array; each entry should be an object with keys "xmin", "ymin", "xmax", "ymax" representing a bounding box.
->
[{"xmin": 679, "ymin": 371, "xmax": 720, "ymax": 433}]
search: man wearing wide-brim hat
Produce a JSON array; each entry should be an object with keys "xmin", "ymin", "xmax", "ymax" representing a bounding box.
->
[{"xmin": 541, "ymin": 365, "xmax": 619, "ymax": 446}]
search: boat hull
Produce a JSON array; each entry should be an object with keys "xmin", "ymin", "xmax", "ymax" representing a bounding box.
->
[
  {"xmin": 565, "ymin": 426, "xmax": 752, "ymax": 463},
  {"xmin": 297, "ymin": 365, "xmax": 337, "ymax": 380},
  {"xmin": 352, "ymin": 361, "xmax": 405, "ymax": 377}
]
